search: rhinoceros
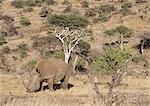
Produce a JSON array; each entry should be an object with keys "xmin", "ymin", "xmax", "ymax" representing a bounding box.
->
[{"xmin": 23, "ymin": 58, "xmax": 73, "ymax": 93}]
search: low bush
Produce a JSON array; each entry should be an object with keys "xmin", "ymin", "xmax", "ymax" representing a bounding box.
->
[
  {"xmin": 97, "ymin": 4, "xmax": 115, "ymax": 14},
  {"xmin": 92, "ymin": 47, "xmax": 131, "ymax": 74},
  {"xmin": 0, "ymin": 37, "xmax": 7, "ymax": 45},
  {"xmin": 17, "ymin": 43, "xmax": 29, "ymax": 58},
  {"xmin": 52, "ymin": 51, "xmax": 65, "ymax": 60},
  {"xmin": 121, "ymin": 2, "xmax": 132, "ymax": 16},
  {"xmin": 23, "ymin": 59, "xmax": 37, "ymax": 71},
  {"xmin": 104, "ymin": 25, "xmax": 133, "ymax": 38},
  {"xmin": 23, "ymin": 6, "xmax": 33, "ymax": 12},
  {"xmin": 85, "ymin": 8, "xmax": 97, "ymax": 17},
  {"xmin": 20, "ymin": 17, "xmax": 31, "ymax": 26},
  {"xmin": 48, "ymin": 14, "xmax": 89, "ymax": 29}
]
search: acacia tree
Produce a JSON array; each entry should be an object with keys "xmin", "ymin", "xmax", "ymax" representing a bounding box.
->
[{"xmin": 53, "ymin": 26, "xmax": 87, "ymax": 65}]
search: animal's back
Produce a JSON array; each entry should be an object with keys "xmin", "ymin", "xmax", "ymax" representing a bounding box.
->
[{"xmin": 37, "ymin": 58, "xmax": 69, "ymax": 80}]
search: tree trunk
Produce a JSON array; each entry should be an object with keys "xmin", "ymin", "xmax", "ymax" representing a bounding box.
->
[
  {"xmin": 73, "ymin": 54, "xmax": 78, "ymax": 71},
  {"xmin": 64, "ymin": 52, "xmax": 70, "ymax": 64}
]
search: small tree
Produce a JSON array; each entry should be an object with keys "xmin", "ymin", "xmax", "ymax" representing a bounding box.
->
[
  {"xmin": 92, "ymin": 47, "xmax": 130, "ymax": 74},
  {"xmin": 48, "ymin": 14, "xmax": 89, "ymax": 29},
  {"xmin": 53, "ymin": 27, "xmax": 87, "ymax": 64},
  {"xmin": 104, "ymin": 25, "xmax": 133, "ymax": 50}
]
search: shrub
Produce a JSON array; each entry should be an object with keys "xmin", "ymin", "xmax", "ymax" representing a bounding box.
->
[
  {"xmin": 99, "ymin": 14, "xmax": 110, "ymax": 22},
  {"xmin": 81, "ymin": 1, "xmax": 89, "ymax": 8},
  {"xmin": 0, "ymin": 15, "xmax": 14, "ymax": 25},
  {"xmin": 63, "ymin": 5, "xmax": 71, "ymax": 13},
  {"xmin": 0, "ymin": 37, "xmax": 7, "ymax": 45},
  {"xmin": 52, "ymin": 51, "xmax": 65, "ymax": 60},
  {"xmin": 11, "ymin": 0, "xmax": 42, "ymax": 8},
  {"xmin": 85, "ymin": 8, "xmax": 97, "ymax": 17},
  {"xmin": 104, "ymin": 25, "xmax": 133, "ymax": 38},
  {"xmin": 11, "ymin": 0, "xmax": 24, "ymax": 8},
  {"xmin": 97, "ymin": 4, "xmax": 115, "ymax": 14},
  {"xmin": 76, "ymin": 40, "xmax": 91, "ymax": 56},
  {"xmin": 135, "ymin": 0, "xmax": 147, "ymax": 3},
  {"xmin": 121, "ymin": 2, "xmax": 132, "ymax": 16},
  {"xmin": 48, "ymin": 14, "xmax": 89, "ymax": 28},
  {"xmin": 23, "ymin": 59, "xmax": 37, "ymax": 71},
  {"xmin": 1, "ymin": 46, "xmax": 11, "ymax": 54},
  {"xmin": 115, "ymin": 25, "xmax": 133, "ymax": 38},
  {"xmin": 92, "ymin": 47, "xmax": 131, "ymax": 74},
  {"xmin": 17, "ymin": 42, "xmax": 29, "ymax": 58},
  {"xmin": 45, "ymin": 0, "xmax": 55, "ymax": 5},
  {"xmin": 62, "ymin": 0, "xmax": 70, "ymax": 5},
  {"xmin": 104, "ymin": 28, "xmax": 116, "ymax": 36},
  {"xmin": 5, "ymin": 24, "xmax": 18, "ymax": 36},
  {"xmin": 39, "ymin": 7, "xmax": 53, "ymax": 17},
  {"xmin": 132, "ymin": 55, "xmax": 145, "ymax": 63},
  {"xmin": 20, "ymin": 17, "xmax": 31, "ymax": 26},
  {"xmin": 23, "ymin": 6, "xmax": 33, "ymax": 12}
]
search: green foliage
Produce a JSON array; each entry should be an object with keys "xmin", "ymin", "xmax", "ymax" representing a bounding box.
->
[
  {"xmin": 132, "ymin": 55, "xmax": 145, "ymax": 63},
  {"xmin": 63, "ymin": 5, "xmax": 72, "ymax": 13},
  {"xmin": 24, "ymin": 59, "xmax": 37, "ymax": 71},
  {"xmin": 104, "ymin": 25, "xmax": 133, "ymax": 38},
  {"xmin": 0, "ymin": 37, "xmax": 6, "ymax": 45},
  {"xmin": 39, "ymin": 7, "xmax": 53, "ymax": 17},
  {"xmin": 85, "ymin": 8, "xmax": 97, "ymax": 17},
  {"xmin": 76, "ymin": 40, "xmax": 91, "ymax": 56},
  {"xmin": 17, "ymin": 43, "xmax": 29, "ymax": 58},
  {"xmin": 53, "ymin": 51, "xmax": 65, "ymax": 60},
  {"xmin": 115, "ymin": 25, "xmax": 133, "ymax": 38},
  {"xmin": 99, "ymin": 14, "xmax": 110, "ymax": 22},
  {"xmin": 20, "ymin": 17, "xmax": 31, "ymax": 26},
  {"xmin": 98, "ymin": 4, "xmax": 115, "ymax": 14},
  {"xmin": 48, "ymin": 14, "xmax": 89, "ymax": 28},
  {"xmin": 104, "ymin": 28, "xmax": 116, "ymax": 36},
  {"xmin": 23, "ymin": 6, "xmax": 33, "ymax": 12},
  {"xmin": 92, "ymin": 47, "xmax": 131, "ymax": 74},
  {"xmin": 121, "ymin": 2, "xmax": 132, "ymax": 16},
  {"xmin": 11, "ymin": 0, "xmax": 43, "ymax": 8},
  {"xmin": 62, "ymin": 0, "xmax": 70, "ymax": 5}
]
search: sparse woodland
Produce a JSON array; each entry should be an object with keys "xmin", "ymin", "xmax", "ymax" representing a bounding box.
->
[{"xmin": 0, "ymin": 0, "xmax": 150, "ymax": 106}]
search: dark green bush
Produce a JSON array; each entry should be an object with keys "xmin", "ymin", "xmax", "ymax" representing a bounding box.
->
[
  {"xmin": 23, "ymin": 59, "xmax": 37, "ymax": 71},
  {"xmin": 115, "ymin": 25, "xmax": 133, "ymax": 38},
  {"xmin": 85, "ymin": 8, "xmax": 97, "ymax": 17},
  {"xmin": 11, "ymin": 0, "xmax": 24, "ymax": 8},
  {"xmin": 23, "ymin": 6, "xmax": 33, "ymax": 12},
  {"xmin": 92, "ymin": 47, "xmax": 131, "ymax": 74},
  {"xmin": 104, "ymin": 28, "xmax": 116, "ymax": 36},
  {"xmin": 97, "ymin": 4, "xmax": 115, "ymax": 14},
  {"xmin": 63, "ymin": 5, "xmax": 72, "ymax": 13},
  {"xmin": 48, "ymin": 14, "xmax": 89, "ymax": 28},
  {"xmin": 132, "ymin": 55, "xmax": 145, "ymax": 63},
  {"xmin": 11, "ymin": 0, "xmax": 43, "ymax": 8},
  {"xmin": 121, "ymin": 2, "xmax": 132, "ymax": 16},
  {"xmin": 20, "ymin": 17, "xmax": 31, "ymax": 26},
  {"xmin": 39, "ymin": 7, "xmax": 53, "ymax": 17},
  {"xmin": 17, "ymin": 43, "xmax": 29, "ymax": 58},
  {"xmin": 62, "ymin": 0, "xmax": 70, "ymax": 5},
  {"xmin": 99, "ymin": 14, "xmax": 110, "ymax": 22},
  {"xmin": 104, "ymin": 25, "xmax": 133, "ymax": 38},
  {"xmin": 0, "ymin": 37, "xmax": 7, "ymax": 45},
  {"xmin": 76, "ymin": 40, "xmax": 91, "ymax": 56}
]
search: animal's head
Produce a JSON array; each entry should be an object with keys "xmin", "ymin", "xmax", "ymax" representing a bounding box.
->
[{"xmin": 22, "ymin": 70, "xmax": 40, "ymax": 93}]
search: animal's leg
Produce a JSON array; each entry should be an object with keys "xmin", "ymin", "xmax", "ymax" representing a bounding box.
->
[
  {"xmin": 61, "ymin": 76, "xmax": 69, "ymax": 90},
  {"xmin": 47, "ymin": 79, "xmax": 54, "ymax": 91}
]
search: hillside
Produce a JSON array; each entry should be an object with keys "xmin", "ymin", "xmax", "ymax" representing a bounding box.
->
[{"xmin": 0, "ymin": 0, "xmax": 150, "ymax": 106}]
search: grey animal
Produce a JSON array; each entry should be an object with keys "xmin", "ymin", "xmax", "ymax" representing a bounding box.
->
[{"xmin": 23, "ymin": 58, "xmax": 73, "ymax": 93}]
